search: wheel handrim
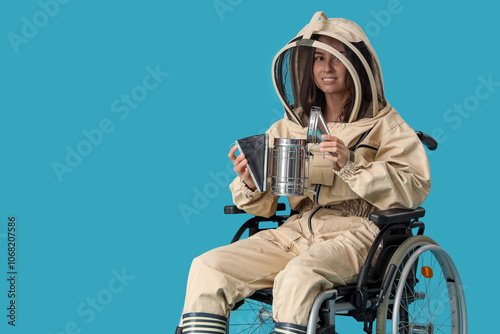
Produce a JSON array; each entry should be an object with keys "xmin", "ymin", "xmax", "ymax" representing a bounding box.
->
[{"xmin": 391, "ymin": 244, "xmax": 466, "ymax": 334}]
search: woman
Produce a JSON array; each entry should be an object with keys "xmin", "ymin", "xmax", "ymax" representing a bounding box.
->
[{"xmin": 178, "ymin": 12, "xmax": 431, "ymax": 334}]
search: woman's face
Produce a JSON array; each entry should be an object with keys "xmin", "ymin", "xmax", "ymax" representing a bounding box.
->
[{"xmin": 313, "ymin": 36, "xmax": 348, "ymax": 100}]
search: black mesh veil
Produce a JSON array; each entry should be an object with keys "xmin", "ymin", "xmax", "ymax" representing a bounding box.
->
[{"xmin": 272, "ymin": 34, "xmax": 385, "ymax": 126}]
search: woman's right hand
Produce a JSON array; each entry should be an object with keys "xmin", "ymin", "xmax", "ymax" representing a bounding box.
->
[{"xmin": 228, "ymin": 145, "xmax": 257, "ymax": 192}]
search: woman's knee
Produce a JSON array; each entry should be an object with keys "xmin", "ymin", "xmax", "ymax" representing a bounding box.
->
[
  {"xmin": 190, "ymin": 248, "xmax": 227, "ymax": 274},
  {"xmin": 274, "ymin": 257, "xmax": 327, "ymax": 290},
  {"xmin": 273, "ymin": 252, "xmax": 348, "ymax": 294}
]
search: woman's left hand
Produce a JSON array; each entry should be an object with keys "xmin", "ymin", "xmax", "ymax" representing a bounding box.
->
[{"xmin": 319, "ymin": 134, "xmax": 349, "ymax": 169}]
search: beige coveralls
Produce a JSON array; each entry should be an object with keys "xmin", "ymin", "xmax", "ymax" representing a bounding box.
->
[
  {"xmin": 182, "ymin": 108, "xmax": 431, "ymax": 326},
  {"xmin": 182, "ymin": 12, "xmax": 431, "ymax": 328}
]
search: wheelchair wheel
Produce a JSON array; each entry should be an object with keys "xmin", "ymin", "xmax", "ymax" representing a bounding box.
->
[
  {"xmin": 227, "ymin": 299, "xmax": 274, "ymax": 334},
  {"xmin": 375, "ymin": 235, "xmax": 467, "ymax": 334}
]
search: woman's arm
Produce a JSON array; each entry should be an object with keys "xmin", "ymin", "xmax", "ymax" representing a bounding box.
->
[
  {"xmin": 322, "ymin": 123, "xmax": 431, "ymax": 210},
  {"xmin": 229, "ymin": 177, "xmax": 280, "ymax": 217}
]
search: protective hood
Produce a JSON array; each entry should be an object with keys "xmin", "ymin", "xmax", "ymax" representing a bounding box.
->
[{"xmin": 272, "ymin": 12, "xmax": 386, "ymax": 127}]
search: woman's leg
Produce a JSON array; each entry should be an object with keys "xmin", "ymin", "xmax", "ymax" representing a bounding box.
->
[
  {"xmin": 180, "ymin": 223, "xmax": 303, "ymax": 333},
  {"xmin": 182, "ymin": 237, "xmax": 294, "ymax": 316},
  {"xmin": 272, "ymin": 221, "xmax": 377, "ymax": 329}
]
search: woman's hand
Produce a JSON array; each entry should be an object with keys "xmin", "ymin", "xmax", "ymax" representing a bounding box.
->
[
  {"xmin": 228, "ymin": 145, "xmax": 257, "ymax": 191},
  {"xmin": 319, "ymin": 134, "xmax": 349, "ymax": 169}
]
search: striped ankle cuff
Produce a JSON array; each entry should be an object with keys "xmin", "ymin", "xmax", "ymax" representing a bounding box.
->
[
  {"xmin": 275, "ymin": 322, "xmax": 307, "ymax": 334},
  {"xmin": 182, "ymin": 313, "xmax": 227, "ymax": 334}
]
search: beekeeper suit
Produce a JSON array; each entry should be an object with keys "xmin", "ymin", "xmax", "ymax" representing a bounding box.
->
[{"xmin": 178, "ymin": 11, "xmax": 431, "ymax": 334}]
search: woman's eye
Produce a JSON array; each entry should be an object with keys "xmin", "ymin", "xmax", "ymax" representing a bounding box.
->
[{"xmin": 315, "ymin": 56, "xmax": 324, "ymax": 61}]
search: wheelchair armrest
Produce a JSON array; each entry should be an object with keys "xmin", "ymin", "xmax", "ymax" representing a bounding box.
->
[
  {"xmin": 226, "ymin": 203, "xmax": 289, "ymax": 243},
  {"xmin": 369, "ymin": 207, "xmax": 425, "ymax": 224},
  {"xmin": 230, "ymin": 214, "xmax": 290, "ymax": 243},
  {"xmin": 224, "ymin": 203, "xmax": 287, "ymax": 214}
]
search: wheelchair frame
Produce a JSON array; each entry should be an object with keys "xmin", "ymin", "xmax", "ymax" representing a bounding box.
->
[{"xmin": 224, "ymin": 205, "xmax": 467, "ymax": 334}]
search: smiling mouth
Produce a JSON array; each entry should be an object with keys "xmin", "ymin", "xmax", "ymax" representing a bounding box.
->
[{"xmin": 322, "ymin": 78, "xmax": 337, "ymax": 82}]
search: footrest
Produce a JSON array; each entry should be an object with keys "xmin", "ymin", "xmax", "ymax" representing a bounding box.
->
[{"xmin": 369, "ymin": 207, "xmax": 425, "ymax": 224}]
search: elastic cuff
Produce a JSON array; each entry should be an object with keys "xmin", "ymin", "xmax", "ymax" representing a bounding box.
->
[
  {"xmin": 182, "ymin": 313, "xmax": 227, "ymax": 334},
  {"xmin": 274, "ymin": 321, "xmax": 307, "ymax": 334},
  {"xmin": 334, "ymin": 160, "xmax": 357, "ymax": 179},
  {"xmin": 240, "ymin": 177, "xmax": 258, "ymax": 198}
]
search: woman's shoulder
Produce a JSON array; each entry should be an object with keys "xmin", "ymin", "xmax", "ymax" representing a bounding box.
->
[
  {"xmin": 267, "ymin": 117, "xmax": 306, "ymax": 139},
  {"xmin": 352, "ymin": 104, "xmax": 419, "ymax": 147},
  {"xmin": 370, "ymin": 104, "xmax": 414, "ymax": 134}
]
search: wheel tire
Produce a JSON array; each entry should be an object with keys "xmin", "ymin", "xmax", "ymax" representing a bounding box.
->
[
  {"xmin": 227, "ymin": 299, "xmax": 274, "ymax": 334},
  {"xmin": 375, "ymin": 235, "xmax": 467, "ymax": 334}
]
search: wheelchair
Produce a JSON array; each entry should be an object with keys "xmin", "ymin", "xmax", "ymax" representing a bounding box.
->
[{"xmin": 223, "ymin": 132, "xmax": 467, "ymax": 334}]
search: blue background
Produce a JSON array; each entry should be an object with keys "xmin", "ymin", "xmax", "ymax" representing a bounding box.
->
[{"xmin": 1, "ymin": 0, "xmax": 498, "ymax": 333}]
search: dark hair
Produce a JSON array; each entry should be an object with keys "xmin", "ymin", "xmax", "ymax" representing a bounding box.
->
[{"xmin": 299, "ymin": 37, "xmax": 374, "ymax": 122}]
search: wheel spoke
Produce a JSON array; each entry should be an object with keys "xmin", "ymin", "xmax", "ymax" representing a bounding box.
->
[
  {"xmin": 375, "ymin": 237, "xmax": 466, "ymax": 334},
  {"xmin": 228, "ymin": 299, "xmax": 274, "ymax": 334}
]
